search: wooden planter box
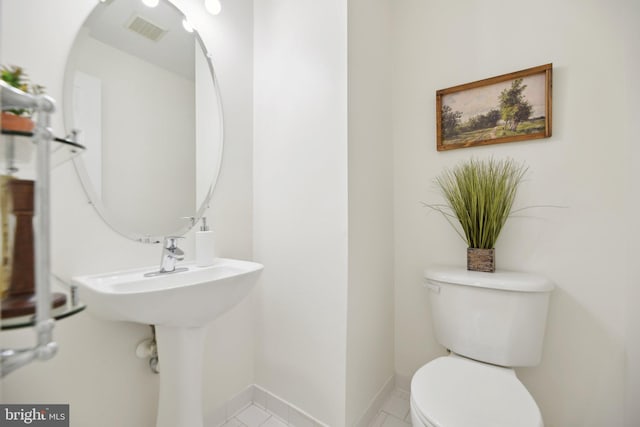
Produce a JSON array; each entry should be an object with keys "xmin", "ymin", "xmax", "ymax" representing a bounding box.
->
[{"xmin": 467, "ymin": 248, "xmax": 495, "ymax": 273}]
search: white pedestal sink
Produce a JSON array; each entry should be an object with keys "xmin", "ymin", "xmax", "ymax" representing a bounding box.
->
[{"xmin": 72, "ymin": 258, "xmax": 263, "ymax": 427}]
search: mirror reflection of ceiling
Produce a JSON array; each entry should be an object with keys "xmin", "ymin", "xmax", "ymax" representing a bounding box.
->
[{"xmin": 86, "ymin": 0, "xmax": 194, "ymax": 80}]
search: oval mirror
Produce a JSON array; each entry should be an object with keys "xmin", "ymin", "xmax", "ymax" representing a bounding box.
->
[{"xmin": 64, "ymin": 0, "xmax": 223, "ymax": 243}]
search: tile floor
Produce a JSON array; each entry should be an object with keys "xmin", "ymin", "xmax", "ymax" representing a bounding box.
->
[
  {"xmin": 368, "ymin": 389, "xmax": 412, "ymax": 427},
  {"xmin": 222, "ymin": 404, "xmax": 288, "ymax": 427},
  {"xmin": 222, "ymin": 388, "xmax": 412, "ymax": 427}
]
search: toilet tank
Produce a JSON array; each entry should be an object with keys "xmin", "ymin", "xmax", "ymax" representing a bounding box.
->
[{"xmin": 424, "ymin": 266, "xmax": 554, "ymax": 367}]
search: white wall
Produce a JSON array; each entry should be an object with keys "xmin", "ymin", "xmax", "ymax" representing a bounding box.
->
[
  {"xmin": 253, "ymin": 2, "xmax": 396, "ymax": 424},
  {"xmin": 624, "ymin": 7, "xmax": 640, "ymax": 424},
  {"xmin": 392, "ymin": 1, "xmax": 640, "ymax": 426},
  {"xmin": 0, "ymin": 0, "xmax": 254, "ymax": 425},
  {"xmin": 346, "ymin": 0, "xmax": 395, "ymax": 426},
  {"xmin": 253, "ymin": 0, "xmax": 349, "ymax": 425}
]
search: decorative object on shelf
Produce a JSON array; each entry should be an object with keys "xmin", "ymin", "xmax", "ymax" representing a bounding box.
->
[
  {"xmin": 1, "ymin": 112, "xmax": 34, "ymax": 133},
  {"xmin": 0, "ymin": 175, "xmax": 14, "ymax": 299},
  {"xmin": 436, "ymin": 64, "xmax": 552, "ymax": 151},
  {"xmin": 0, "ymin": 65, "xmax": 45, "ymax": 132},
  {"xmin": 0, "ymin": 179, "xmax": 66, "ymax": 318},
  {"xmin": 423, "ymin": 158, "xmax": 527, "ymax": 272}
]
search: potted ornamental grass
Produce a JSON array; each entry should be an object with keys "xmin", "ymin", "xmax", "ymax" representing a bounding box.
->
[
  {"xmin": 1, "ymin": 65, "xmax": 45, "ymax": 132},
  {"xmin": 425, "ymin": 157, "xmax": 527, "ymax": 272}
]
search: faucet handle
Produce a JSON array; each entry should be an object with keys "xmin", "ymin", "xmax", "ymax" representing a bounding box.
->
[{"xmin": 163, "ymin": 236, "xmax": 184, "ymax": 250}]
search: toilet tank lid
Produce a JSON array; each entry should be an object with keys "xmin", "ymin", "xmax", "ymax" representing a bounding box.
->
[{"xmin": 424, "ymin": 265, "xmax": 554, "ymax": 292}]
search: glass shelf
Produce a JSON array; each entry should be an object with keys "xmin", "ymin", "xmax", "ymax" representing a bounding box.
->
[
  {"xmin": 1, "ymin": 276, "xmax": 86, "ymax": 331},
  {"xmin": 1, "ymin": 303, "xmax": 86, "ymax": 331},
  {"xmin": 1, "ymin": 129, "xmax": 85, "ymax": 170}
]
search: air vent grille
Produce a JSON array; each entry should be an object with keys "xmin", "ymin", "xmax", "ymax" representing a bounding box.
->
[{"xmin": 126, "ymin": 15, "xmax": 167, "ymax": 42}]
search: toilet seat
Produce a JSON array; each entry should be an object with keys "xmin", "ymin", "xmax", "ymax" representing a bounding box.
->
[{"xmin": 411, "ymin": 356, "xmax": 543, "ymax": 427}]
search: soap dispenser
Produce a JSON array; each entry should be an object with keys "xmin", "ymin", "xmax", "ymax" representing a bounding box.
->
[{"xmin": 195, "ymin": 217, "xmax": 216, "ymax": 267}]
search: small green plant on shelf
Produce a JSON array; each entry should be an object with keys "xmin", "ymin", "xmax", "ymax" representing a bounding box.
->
[{"xmin": 1, "ymin": 65, "xmax": 45, "ymax": 117}]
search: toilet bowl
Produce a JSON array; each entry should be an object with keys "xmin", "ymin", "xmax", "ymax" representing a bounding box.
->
[
  {"xmin": 411, "ymin": 266, "xmax": 554, "ymax": 427},
  {"xmin": 410, "ymin": 355, "xmax": 542, "ymax": 427}
]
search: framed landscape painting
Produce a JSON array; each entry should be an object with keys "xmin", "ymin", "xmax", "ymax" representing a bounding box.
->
[{"xmin": 436, "ymin": 63, "xmax": 552, "ymax": 151}]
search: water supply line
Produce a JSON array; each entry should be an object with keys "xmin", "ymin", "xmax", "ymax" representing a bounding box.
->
[{"xmin": 136, "ymin": 325, "xmax": 159, "ymax": 374}]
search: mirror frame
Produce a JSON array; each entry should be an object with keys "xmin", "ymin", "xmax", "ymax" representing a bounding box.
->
[{"xmin": 66, "ymin": 0, "xmax": 224, "ymax": 244}]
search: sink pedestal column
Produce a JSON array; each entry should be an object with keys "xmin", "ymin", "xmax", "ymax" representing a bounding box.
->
[{"xmin": 155, "ymin": 325, "xmax": 207, "ymax": 427}]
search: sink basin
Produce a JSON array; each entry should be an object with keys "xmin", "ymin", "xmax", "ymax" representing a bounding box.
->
[
  {"xmin": 72, "ymin": 258, "xmax": 263, "ymax": 427},
  {"xmin": 73, "ymin": 258, "xmax": 263, "ymax": 327}
]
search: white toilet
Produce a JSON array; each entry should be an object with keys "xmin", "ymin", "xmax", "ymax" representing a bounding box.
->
[{"xmin": 410, "ymin": 266, "xmax": 554, "ymax": 427}]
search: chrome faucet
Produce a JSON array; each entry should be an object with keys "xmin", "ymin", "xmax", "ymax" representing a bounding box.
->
[
  {"xmin": 145, "ymin": 236, "xmax": 188, "ymax": 277},
  {"xmin": 160, "ymin": 236, "xmax": 185, "ymax": 272}
]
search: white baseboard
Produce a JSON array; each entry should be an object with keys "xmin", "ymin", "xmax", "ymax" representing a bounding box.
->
[
  {"xmin": 207, "ymin": 384, "xmax": 327, "ymax": 427},
  {"xmin": 209, "ymin": 374, "xmax": 409, "ymax": 427},
  {"xmin": 204, "ymin": 384, "xmax": 253, "ymax": 427},
  {"xmin": 353, "ymin": 374, "xmax": 396, "ymax": 427},
  {"xmin": 253, "ymin": 384, "xmax": 328, "ymax": 427}
]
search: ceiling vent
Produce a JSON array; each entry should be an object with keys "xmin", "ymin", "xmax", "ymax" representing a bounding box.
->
[{"xmin": 125, "ymin": 15, "xmax": 167, "ymax": 42}]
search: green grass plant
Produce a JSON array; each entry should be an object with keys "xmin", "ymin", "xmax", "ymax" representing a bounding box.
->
[{"xmin": 425, "ymin": 158, "xmax": 527, "ymax": 249}]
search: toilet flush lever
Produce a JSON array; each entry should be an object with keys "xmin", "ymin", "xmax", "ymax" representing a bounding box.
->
[{"xmin": 423, "ymin": 280, "xmax": 441, "ymax": 294}]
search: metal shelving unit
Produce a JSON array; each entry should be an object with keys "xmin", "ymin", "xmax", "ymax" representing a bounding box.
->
[{"xmin": 0, "ymin": 80, "xmax": 77, "ymax": 376}]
